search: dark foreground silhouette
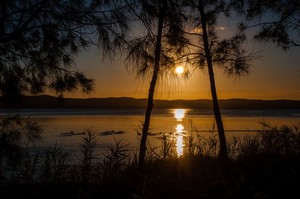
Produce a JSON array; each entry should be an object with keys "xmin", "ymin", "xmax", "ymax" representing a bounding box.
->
[{"xmin": 1, "ymin": 121, "xmax": 300, "ymax": 199}]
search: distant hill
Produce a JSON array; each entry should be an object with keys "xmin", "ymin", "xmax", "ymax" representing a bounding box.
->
[{"xmin": 0, "ymin": 95, "xmax": 300, "ymax": 109}]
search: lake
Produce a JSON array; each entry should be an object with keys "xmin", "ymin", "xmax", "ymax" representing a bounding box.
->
[{"xmin": 1, "ymin": 108, "xmax": 299, "ymax": 157}]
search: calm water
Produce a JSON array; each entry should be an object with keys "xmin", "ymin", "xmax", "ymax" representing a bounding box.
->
[{"xmin": 1, "ymin": 108, "xmax": 299, "ymax": 157}]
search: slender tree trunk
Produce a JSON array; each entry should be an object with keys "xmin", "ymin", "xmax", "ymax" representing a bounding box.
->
[
  {"xmin": 136, "ymin": 2, "xmax": 167, "ymax": 197},
  {"xmin": 138, "ymin": 0, "xmax": 167, "ymax": 173},
  {"xmin": 199, "ymin": 0, "xmax": 228, "ymax": 159}
]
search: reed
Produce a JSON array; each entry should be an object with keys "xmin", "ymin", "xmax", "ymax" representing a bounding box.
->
[{"xmin": 1, "ymin": 119, "xmax": 300, "ymax": 198}]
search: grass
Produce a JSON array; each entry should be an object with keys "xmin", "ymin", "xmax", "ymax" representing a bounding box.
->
[{"xmin": 0, "ymin": 116, "xmax": 300, "ymax": 198}]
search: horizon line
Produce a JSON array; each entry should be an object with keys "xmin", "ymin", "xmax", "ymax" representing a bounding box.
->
[{"xmin": 25, "ymin": 94, "xmax": 300, "ymax": 101}]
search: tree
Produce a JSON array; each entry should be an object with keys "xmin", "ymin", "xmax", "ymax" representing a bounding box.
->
[
  {"xmin": 0, "ymin": 0, "xmax": 128, "ymax": 103},
  {"xmin": 124, "ymin": 0, "xmax": 187, "ymax": 182},
  {"xmin": 0, "ymin": 114, "xmax": 42, "ymax": 172},
  {"xmin": 182, "ymin": 0, "xmax": 255, "ymax": 159},
  {"xmin": 233, "ymin": 0, "xmax": 300, "ymax": 50}
]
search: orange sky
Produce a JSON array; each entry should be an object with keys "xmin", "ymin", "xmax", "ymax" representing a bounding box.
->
[
  {"xmin": 65, "ymin": 41, "xmax": 299, "ymax": 100},
  {"xmin": 60, "ymin": 17, "xmax": 300, "ymax": 101}
]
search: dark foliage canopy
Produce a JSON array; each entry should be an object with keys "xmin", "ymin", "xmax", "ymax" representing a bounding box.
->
[
  {"xmin": 233, "ymin": 0, "xmax": 300, "ymax": 49},
  {"xmin": 0, "ymin": 0, "xmax": 128, "ymax": 102},
  {"xmin": 125, "ymin": 0, "xmax": 188, "ymax": 79}
]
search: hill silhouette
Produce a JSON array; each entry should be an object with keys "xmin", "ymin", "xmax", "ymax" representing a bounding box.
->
[{"xmin": 0, "ymin": 95, "xmax": 300, "ymax": 109}]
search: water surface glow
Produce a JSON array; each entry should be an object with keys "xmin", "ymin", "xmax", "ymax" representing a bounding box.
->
[
  {"xmin": 1, "ymin": 108, "xmax": 298, "ymax": 158},
  {"xmin": 174, "ymin": 109, "xmax": 185, "ymax": 121},
  {"xmin": 175, "ymin": 124, "xmax": 184, "ymax": 132},
  {"xmin": 176, "ymin": 135, "xmax": 184, "ymax": 157},
  {"xmin": 174, "ymin": 109, "xmax": 188, "ymax": 157}
]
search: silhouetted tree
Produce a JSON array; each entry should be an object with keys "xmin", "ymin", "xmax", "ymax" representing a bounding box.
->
[
  {"xmin": 0, "ymin": 114, "xmax": 42, "ymax": 172},
  {"xmin": 124, "ymin": 0, "xmax": 187, "ymax": 193},
  {"xmin": 232, "ymin": 0, "xmax": 300, "ymax": 50},
  {"xmin": 181, "ymin": 0, "xmax": 256, "ymax": 159},
  {"xmin": 0, "ymin": 0, "xmax": 128, "ymax": 103},
  {"xmin": 125, "ymin": 0, "xmax": 186, "ymax": 172}
]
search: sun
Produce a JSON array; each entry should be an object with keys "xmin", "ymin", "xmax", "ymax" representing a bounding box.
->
[{"xmin": 175, "ymin": 66, "xmax": 184, "ymax": 74}]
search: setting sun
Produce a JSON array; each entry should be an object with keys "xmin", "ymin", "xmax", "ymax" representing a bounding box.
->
[{"xmin": 175, "ymin": 66, "xmax": 184, "ymax": 74}]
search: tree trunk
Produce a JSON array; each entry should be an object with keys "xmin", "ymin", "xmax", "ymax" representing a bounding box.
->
[
  {"xmin": 136, "ymin": 1, "xmax": 167, "ymax": 197},
  {"xmin": 199, "ymin": 0, "xmax": 228, "ymax": 159},
  {"xmin": 138, "ymin": 0, "xmax": 167, "ymax": 173}
]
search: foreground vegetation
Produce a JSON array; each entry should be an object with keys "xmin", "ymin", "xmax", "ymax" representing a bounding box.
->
[{"xmin": 0, "ymin": 115, "xmax": 299, "ymax": 199}]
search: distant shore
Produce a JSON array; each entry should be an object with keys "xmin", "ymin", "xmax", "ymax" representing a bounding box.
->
[{"xmin": 1, "ymin": 95, "xmax": 300, "ymax": 109}]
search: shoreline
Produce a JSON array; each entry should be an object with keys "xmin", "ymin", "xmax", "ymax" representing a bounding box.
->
[{"xmin": 1, "ymin": 95, "xmax": 300, "ymax": 109}]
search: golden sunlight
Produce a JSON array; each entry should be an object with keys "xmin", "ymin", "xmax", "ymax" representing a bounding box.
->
[
  {"xmin": 175, "ymin": 124, "xmax": 185, "ymax": 157},
  {"xmin": 175, "ymin": 66, "xmax": 184, "ymax": 74},
  {"xmin": 174, "ymin": 109, "xmax": 185, "ymax": 121},
  {"xmin": 175, "ymin": 124, "xmax": 184, "ymax": 132},
  {"xmin": 176, "ymin": 134, "xmax": 184, "ymax": 157}
]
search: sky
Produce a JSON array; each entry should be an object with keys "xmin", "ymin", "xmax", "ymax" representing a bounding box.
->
[
  {"xmin": 66, "ymin": 19, "xmax": 300, "ymax": 100},
  {"xmin": 69, "ymin": 42, "xmax": 300, "ymax": 100}
]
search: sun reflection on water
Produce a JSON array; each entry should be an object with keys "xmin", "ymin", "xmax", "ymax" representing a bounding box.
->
[
  {"xmin": 174, "ymin": 109, "xmax": 185, "ymax": 121},
  {"xmin": 175, "ymin": 124, "xmax": 185, "ymax": 156},
  {"xmin": 173, "ymin": 109, "xmax": 188, "ymax": 157},
  {"xmin": 175, "ymin": 124, "xmax": 184, "ymax": 132}
]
